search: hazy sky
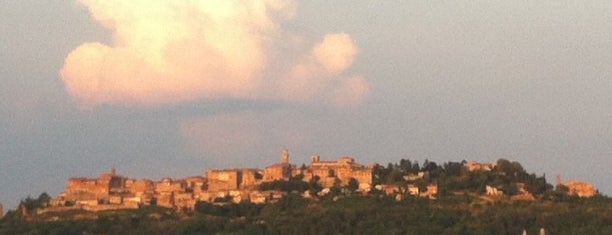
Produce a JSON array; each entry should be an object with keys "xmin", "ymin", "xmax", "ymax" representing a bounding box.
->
[{"xmin": 2, "ymin": 0, "xmax": 612, "ymax": 209}]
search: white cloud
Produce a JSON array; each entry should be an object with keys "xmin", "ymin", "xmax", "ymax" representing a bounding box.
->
[
  {"xmin": 279, "ymin": 32, "xmax": 369, "ymax": 105},
  {"xmin": 61, "ymin": 0, "xmax": 368, "ymax": 108},
  {"xmin": 313, "ymin": 33, "xmax": 358, "ymax": 74}
]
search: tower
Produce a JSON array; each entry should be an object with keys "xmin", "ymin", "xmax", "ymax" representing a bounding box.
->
[
  {"xmin": 282, "ymin": 149, "xmax": 289, "ymax": 164},
  {"xmin": 0, "ymin": 203, "xmax": 4, "ymax": 218}
]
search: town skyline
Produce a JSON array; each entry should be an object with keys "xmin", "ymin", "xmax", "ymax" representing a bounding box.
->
[
  {"xmin": 2, "ymin": 150, "xmax": 597, "ymax": 215},
  {"xmin": 3, "ymin": 152, "xmax": 606, "ymax": 234}
]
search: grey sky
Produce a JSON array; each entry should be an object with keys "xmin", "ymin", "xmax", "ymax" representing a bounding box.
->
[{"xmin": 2, "ymin": 1, "xmax": 612, "ymax": 209}]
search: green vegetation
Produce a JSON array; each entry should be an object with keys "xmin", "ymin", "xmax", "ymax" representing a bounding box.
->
[
  {"xmin": 1, "ymin": 159, "xmax": 610, "ymax": 235},
  {"xmin": 257, "ymin": 175, "xmax": 311, "ymax": 193}
]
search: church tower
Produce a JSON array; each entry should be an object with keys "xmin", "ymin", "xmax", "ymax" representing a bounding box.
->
[{"xmin": 282, "ymin": 149, "xmax": 289, "ymax": 164}]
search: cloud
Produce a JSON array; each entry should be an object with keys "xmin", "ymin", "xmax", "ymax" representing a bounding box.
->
[
  {"xmin": 313, "ymin": 33, "xmax": 358, "ymax": 74},
  {"xmin": 279, "ymin": 32, "xmax": 369, "ymax": 106},
  {"xmin": 61, "ymin": 0, "xmax": 368, "ymax": 108},
  {"xmin": 180, "ymin": 111, "xmax": 310, "ymax": 165},
  {"xmin": 332, "ymin": 75, "xmax": 370, "ymax": 107}
]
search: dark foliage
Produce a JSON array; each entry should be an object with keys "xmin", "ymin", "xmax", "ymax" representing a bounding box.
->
[{"xmin": 258, "ymin": 176, "xmax": 311, "ymax": 193}]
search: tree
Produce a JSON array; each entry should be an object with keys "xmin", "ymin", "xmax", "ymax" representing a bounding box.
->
[
  {"xmin": 309, "ymin": 175, "xmax": 323, "ymax": 194},
  {"xmin": 347, "ymin": 178, "xmax": 359, "ymax": 193},
  {"xmin": 443, "ymin": 162, "xmax": 463, "ymax": 177},
  {"xmin": 372, "ymin": 164, "xmax": 391, "ymax": 185},
  {"xmin": 258, "ymin": 176, "xmax": 309, "ymax": 193},
  {"xmin": 399, "ymin": 159, "xmax": 416, "ymax": 173},
  {"xmin": 524, "ymin": 174, "xmax": 551, "ymax": 195},
  {"xmin": 422, "ymin": 159, "xmax": 438, "ymax": 172},
  {"xmin": 37, "ymin": 192, "xmax": 51, "ymax": 208},
  {"xmin": 18, "ymin": 192, "xmax": 52, "ymax": 217},
  {"xmin": 387, "ymin": 169, "xmax": 404, "ymax": 184},
  {"xmin": 495, "ymin": 159, "xmax": 526, "ymax": 179}
]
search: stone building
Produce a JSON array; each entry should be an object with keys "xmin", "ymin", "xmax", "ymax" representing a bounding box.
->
[
  {"xmin": 424, "ymin": 184, "xmax": 439, "ymax": 198},
  {"xmin": 155, "ymin": 178, "xmax": 186, "ymax": 194},
  {"xmin": 207, "ymin": 170, "xmax": 239, "ymax": 191},
  {"xmin": 174, "ymin": 192, "xmax": 196, "ymax": 210},
  {"xmin": 562, "ymin": 180, "xmax": 596, "ymax": 197},
  {"xmin": 128, "ymin": 179, "xmax": 155, "ymax": 200},
  {"xmin": 486, "ymin": 185, "xmax": 504, "ymax": 196},
  {"xmin": 556, "ymin": 175, "xmax": 597, "ymax": 198},
  {"xmin": 62, "ymin": 168, "xmax": 127, "ymax": 204},
  {"xmin": 64, "ymin": 178, "xmax": 107, "ymax": 202},
  {"xmin": 246, "ymin": 150, "xmax": 374, "ymax": 191},
  {"xmin": 263, "ymin": 149, "xmax": 295, "ymax": 182},
  {"xmin": 154, "ymin": 178, "xmax": 188, "ymax": 208},
  {"xmin": 302, "ymin": 155, "xmax": 373, "ymax": 189},
  {"xmin": 239, "ymin": 169, "xmax": 263, "ymax": 189},
  {"xmin": 185, "ymin": 176, "xmax": 207, "ymax": 194},
  {"xmin": 464, "ymin": 161, "xmax": 494, "ymax": 172},
  {"xmin": 207, "ymin": 169, "xmax": 262, "ymax": 191}
]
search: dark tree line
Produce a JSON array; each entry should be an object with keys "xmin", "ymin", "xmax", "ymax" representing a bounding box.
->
[
  {"xmin": 373, "ymin": 158, "xmax": 552, "ymax": 197},
  {"xmin": 3, "ymin": 193, "xmax": 611, "ymax": 235}
]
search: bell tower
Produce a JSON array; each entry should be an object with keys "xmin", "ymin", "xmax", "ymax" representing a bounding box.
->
[{"xmin": 282, "ymin": 149, "xmax": 289, "ymax": 164}]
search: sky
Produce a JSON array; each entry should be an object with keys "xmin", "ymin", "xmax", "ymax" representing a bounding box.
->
[{"xmin": 2, "ymin": 0, "xmax": 612, "ymax": 209}]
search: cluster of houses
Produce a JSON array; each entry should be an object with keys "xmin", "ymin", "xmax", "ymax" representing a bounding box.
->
[
  {"xmin": 36, "ymin": 153, "xmax": 596, "ymax": 214},
  {"xmin": 41, "ymin": 150, "xmax": 380, "ymax": 213}
]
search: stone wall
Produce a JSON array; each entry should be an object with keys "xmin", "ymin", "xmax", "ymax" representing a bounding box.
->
[
  {"xmin": 207, "ymin": 170, "xmax": 239, "ymax": 191},
  {"xmin": 65, "ymin": 178, "xmax": 108, "ymax": 201},
  {"xmin": 239, "ymin": 169, "xmax": 262, "ymax": 188},
  {"xmin": 174, "ymin": 192, "xmax": 195, "ymax": 209}
]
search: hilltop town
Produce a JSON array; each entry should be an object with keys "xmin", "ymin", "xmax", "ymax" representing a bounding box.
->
[
  {"xmin": 37, "ymin": 150, "xmax": 376, "ymax": 213},
  {"xmin": 1, "ymin": 151, "xmax": 608, "ymax": 235},
  {"xmin": 23, "ymin": 150, "xmax": 596, "ymax": 216}
]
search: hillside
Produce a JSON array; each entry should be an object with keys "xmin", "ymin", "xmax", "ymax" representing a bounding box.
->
[{"xmin": 1, "ymin": 158, "xmax": 610, "ymax": 235}]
